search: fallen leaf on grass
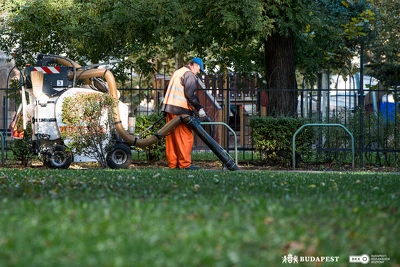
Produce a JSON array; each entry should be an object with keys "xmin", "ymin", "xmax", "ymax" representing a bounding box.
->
[
  {"xmin": 282, "ymin": 240, "xmax": 304, "ymax": 254},
  {"xmin": 193, "ymin": 184, "xmax": 200, "ymax": 192},
  {"xmin": 263, "ymin": 217, "xmax": 274, "ymax": 225}
]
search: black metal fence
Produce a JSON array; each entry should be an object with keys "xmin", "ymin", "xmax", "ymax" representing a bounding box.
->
[
  {"xmin": 118, "ymin": 73, "xmax": 400, "ymax": 168},
  {"xmin": 2, "ymin": 74, "xmax": 400, "ymax": 168}
]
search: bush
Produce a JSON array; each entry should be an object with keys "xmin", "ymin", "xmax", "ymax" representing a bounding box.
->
[
  {"xmin": 8, "ymin": 77, "xmax": 34, "ymax": 166},
  {"xmin": 134, "ymin": 113, "xmax": 166, "ymax": 161},
  {"xmin": 250, "ymin": 116, "xmax": 314, "ymax": 166},
  {"xmin": 10, "ymin": 123, "xmax": 34, "ymax": 167},
  {"xmin": 61, "ymin": 93, "xmax": 117, "ymax": 168}
]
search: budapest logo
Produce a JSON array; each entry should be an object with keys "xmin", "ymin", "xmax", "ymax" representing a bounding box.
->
[
  {"xmin": 282, "ymin": 254, "xmax": 298, "ymax": 264},
  {"xmin": 282, "ymin": 254, "xmax": 339, "ymax": 264}
]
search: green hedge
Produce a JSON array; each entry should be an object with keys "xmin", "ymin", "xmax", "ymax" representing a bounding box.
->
[{"xmin": 250, "ymin": 116, "xmax": 314, "ymax": 166}]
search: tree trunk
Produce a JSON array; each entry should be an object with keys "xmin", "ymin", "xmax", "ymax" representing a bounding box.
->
[{"xmin": 264, "ymin": 31, "xmax": 298, "ymax": 117}]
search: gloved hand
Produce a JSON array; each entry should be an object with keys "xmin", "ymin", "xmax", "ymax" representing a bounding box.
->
[{"xmin": 198, "ymin": 108, "xmax": 206, "ymax": 118}]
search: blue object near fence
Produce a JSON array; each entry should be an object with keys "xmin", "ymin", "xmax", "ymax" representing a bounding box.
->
[
  {"xmin": 379, "ymin": 102, "xmax": 396, "ymax": 122},
  {"xmin": 379, "ymin": 94, "xmax": 397, "ymax": 122}
]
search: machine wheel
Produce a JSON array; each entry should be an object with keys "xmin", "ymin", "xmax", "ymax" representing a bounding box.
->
[
  {"xmin": 45, "ymin": 145, "xmax": 73, "ymax": 169},
  {"xmin": 107, "ymin": 144, "xmax": 132, "ymax": 169}
]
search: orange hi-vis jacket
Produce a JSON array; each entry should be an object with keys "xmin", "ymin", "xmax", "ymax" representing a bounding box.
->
[{"xmin": 163, "ymin": 67, "xmax": 192, "ymax": 111}]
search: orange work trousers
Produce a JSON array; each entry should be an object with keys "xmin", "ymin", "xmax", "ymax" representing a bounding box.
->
[{"xmin": 165, "ymin": 113, "xmax": 194, "ymax": 169}]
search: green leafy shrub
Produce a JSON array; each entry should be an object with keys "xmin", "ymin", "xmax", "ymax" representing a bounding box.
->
[
  {"xmin": 10, "ymin": 122, "xmax": 34, "ymax": 167},
  {"xmin": 348, "ymin": 110, "xmax": 398, "ymax": 149},
  {"xmin": 250, "ymin": 116, "xmax": 314, "ymax": 166},
  {"xmin": 134, "ymin": 113, "xmax": 166, "ymax": 161},
  {"xmin": 8, "ymin": 76, "xmax": 34, "ymax": 166},
  {"xmin": 61, "ymin": 93, "xmax": 117, "ymax": 168}
]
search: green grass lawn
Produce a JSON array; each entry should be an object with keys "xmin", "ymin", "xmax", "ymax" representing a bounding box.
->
[{"xmin": 0, "ymin": 168, "xmax": 398, "ymax": 267}]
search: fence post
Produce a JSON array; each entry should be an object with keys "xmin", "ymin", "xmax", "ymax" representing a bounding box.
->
[
  {"xmin": 239, "ymin": 105, "xmax": 244, "ymax": 147},
  {"xmin": 3, "ymin": 96, "xmax": 6, "ymax": 145},
  {"xmin": 359, "ymin": 41, "xmax": 365, "ymax": 165},
  {"xmin": 0, "ymin": 132, "xmax": 3, "ymax": 166}
]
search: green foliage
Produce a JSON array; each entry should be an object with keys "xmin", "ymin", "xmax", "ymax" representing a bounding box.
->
[
  {"xmin": 295, "ymin": 0, "xmax": 370, "ymax": 81},
  {"xmin": 1, "ymin": 0, "xmax": 399, "ymax": 88},
  {"xmin": 8, "ymin": 76, "xmax": 33, "ymax": 166},
  {"xmin": 365, "ymin": 0, "xmax": 400, "ymax": 84},
  {"xmin": 134, "ymin": 113, "xmax": 166, "ymax": 161},
  {"xmin": 346, "ymin": 110, "xmax": 397, "ymax": 151},
  {"xmin": 10, "ymin": 122, "xmax": 34, "ymax": 167},
  {"xmin": 0, "ymin": 0, "xmax": 319, "ymax": 77},
  {"xmin": 0, "ymin": 169, "xmax": 399, "ymax": 266},
  {"xmin": 250, "ymin": 116, "xmax": 314, "ymax": 166},
  {"xmin": 6, "ymin": 77, "xmax": 24, "ymax": 105},
  {"xmin": 61, "ymin": 92, "xmax": 117, "ymax": 168},
  {"xmin": 342, "ymin": 8, "xmax": 375, "ymax": 39}
]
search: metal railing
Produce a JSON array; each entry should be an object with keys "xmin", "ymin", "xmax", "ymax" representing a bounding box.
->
[
  {"xmin": 293, "ymin": 123, "xmax": 355, "ymax": 170},
  {"xmin": 200, "ymin": 121, "xmax": 238, "ymax": 166}
]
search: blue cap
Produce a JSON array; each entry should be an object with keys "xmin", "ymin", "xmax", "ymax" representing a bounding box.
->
[{"xmin": 192, "ymin": 57, "xmax": 204, "ymax": 72}]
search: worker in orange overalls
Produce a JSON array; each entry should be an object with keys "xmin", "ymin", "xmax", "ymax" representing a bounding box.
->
[{"xmin": 161, "ymin": 58, "xmax": 206, "ymax": 170}]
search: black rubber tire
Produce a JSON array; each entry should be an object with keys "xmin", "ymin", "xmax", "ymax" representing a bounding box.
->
[
  {"xmin": 107, "ymin": 144, "xmax": 132, "ymax": 169},
  {"xmin": 45, "ymin": 145, "xmax": 73, "ymax": 169}
]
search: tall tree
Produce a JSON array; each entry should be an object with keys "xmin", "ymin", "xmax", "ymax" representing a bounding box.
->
[{"xmin": 262, "ymin": 0, "xmax": 310, "ymax": 116}]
